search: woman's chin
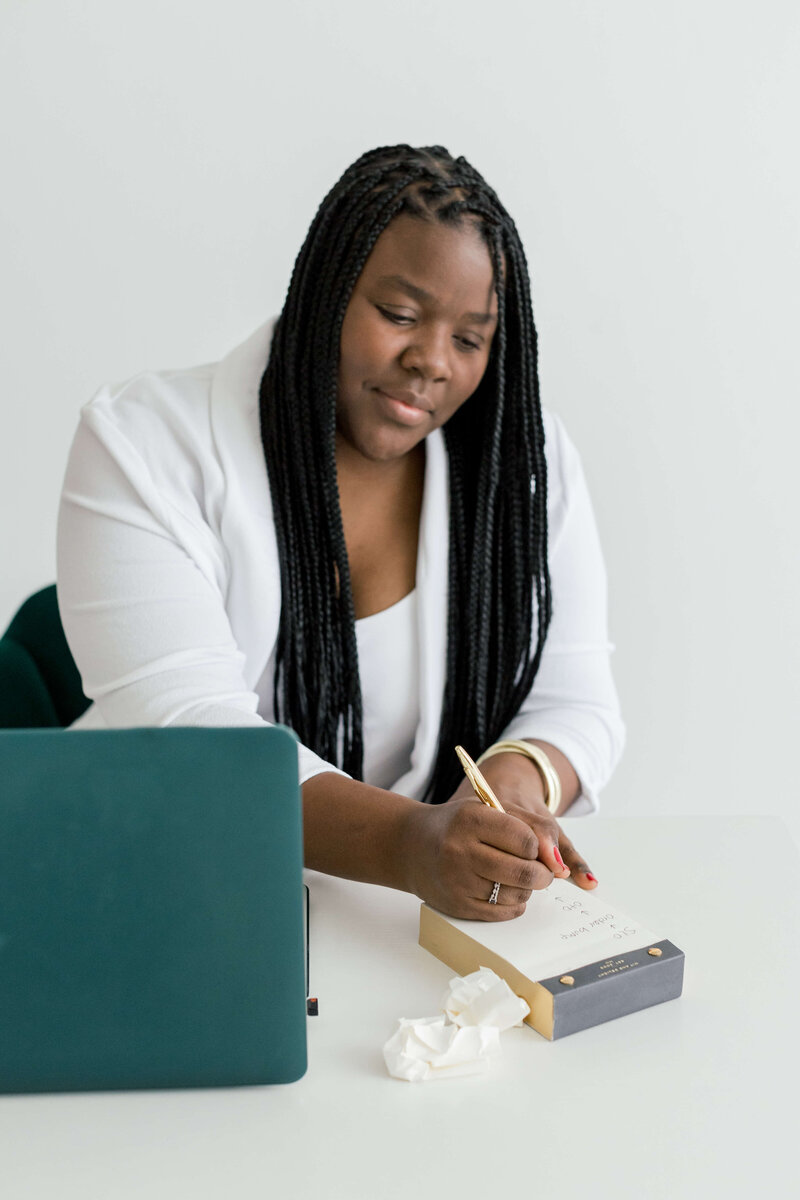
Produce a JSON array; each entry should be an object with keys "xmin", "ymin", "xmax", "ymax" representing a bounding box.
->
[{"xmin": 338, "ymin": 423, "xmax": 423, "ymax": 465}]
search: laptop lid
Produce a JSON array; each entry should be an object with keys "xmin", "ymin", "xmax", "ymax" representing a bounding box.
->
[{"xmin": 0, "ymin": 726, "xmax": 307, "ymax": 1093}]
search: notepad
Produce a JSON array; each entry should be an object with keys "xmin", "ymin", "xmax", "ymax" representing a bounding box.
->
[{"xmin": 419, "ymin": 879, "xmax": 684, "ymax": 1040}]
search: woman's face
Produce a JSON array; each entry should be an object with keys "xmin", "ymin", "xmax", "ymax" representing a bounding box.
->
[{"xmin": 336, "ymin": 214, "xmax": 498, "ymax": 465}]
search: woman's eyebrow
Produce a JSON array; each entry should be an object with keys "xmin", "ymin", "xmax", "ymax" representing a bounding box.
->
[{"xmin": 375, "ymin": 274, "xmax": 496, "ymax": 325}]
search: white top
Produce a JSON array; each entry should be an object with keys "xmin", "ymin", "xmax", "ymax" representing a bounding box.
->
[
  {"xmin": 57, "ymin": 321, "xmax": 625, "ymax": 814},
  {"xmin": 354, "ymin": 590, "xmax": 420, "ymax": 790},
  {"xmin": 249, "ymin": 582, "xmax": 421, "ymax": 792}
]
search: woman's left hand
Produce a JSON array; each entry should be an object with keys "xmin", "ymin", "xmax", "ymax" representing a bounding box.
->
[{"xmin": 447, "ymin": 751, "xmax": 598, "ymax": 890}]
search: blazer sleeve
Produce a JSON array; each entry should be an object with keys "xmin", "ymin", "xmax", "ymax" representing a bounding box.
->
[
  {"xmin": 56, "ymin": 393, "xmax": 348, "ymax": 788},
  {"xmin": 498, "ymin": 411, "xmax": 625, "ymax": 815}
]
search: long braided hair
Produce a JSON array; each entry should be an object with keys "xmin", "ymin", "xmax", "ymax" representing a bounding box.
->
[{"xmin": 259, "ymin": 145, "xmax": 551, "ymax": 804}]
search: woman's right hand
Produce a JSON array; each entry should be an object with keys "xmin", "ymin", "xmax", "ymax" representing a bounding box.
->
[{"xmin": 400, "ymin": 797, "xmax": 554, "ymax": 920}]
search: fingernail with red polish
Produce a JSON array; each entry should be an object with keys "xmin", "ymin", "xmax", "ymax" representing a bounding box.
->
[
  {"xmin": 553, "ymin": 846, "xmax": 565, "ymax": 869},
  {"xmin": 585, "ymin": 871, "xmax": 597, "ymax": 883}
]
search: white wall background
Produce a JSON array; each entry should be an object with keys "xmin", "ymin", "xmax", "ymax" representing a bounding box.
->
[{"xmin": 2, "ymin": 1, "xmax": 798, "ymax": 841}]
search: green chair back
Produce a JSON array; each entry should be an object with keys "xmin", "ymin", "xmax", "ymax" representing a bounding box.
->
[{"xmin": 0, "ymin": 585, "xmax": 90, "ymax": 728}]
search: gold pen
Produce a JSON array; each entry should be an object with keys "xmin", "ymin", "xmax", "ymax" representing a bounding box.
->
[{"xmin": 455, "ymin": 745, "xmax": 506, "ymax": 813}]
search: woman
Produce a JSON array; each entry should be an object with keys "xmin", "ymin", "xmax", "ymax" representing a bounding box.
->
[{"xmin": 57, "ymin": 144, "xmax": 624, "ymax": 920}]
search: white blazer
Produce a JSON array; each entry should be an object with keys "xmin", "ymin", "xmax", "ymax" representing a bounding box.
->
[{"xmin": 57, "ymin": 322, "xmax": 624, "ymax": 815}]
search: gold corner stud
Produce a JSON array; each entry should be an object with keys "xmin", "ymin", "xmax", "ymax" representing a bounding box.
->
[
  {"xmin": 648, "ymin": 947, "xmax": 663, "ymax": 957},
  {"xmin": 559, "ymin": 975, "xmax": 575, "ymax": 986}
]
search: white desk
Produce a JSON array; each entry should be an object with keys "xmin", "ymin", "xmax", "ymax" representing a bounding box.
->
[{"xmin": 2, "ymin": 816, "xmax": 798, "ymax": 1200}]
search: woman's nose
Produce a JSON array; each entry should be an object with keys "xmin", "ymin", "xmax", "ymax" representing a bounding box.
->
[{"xmin": 399, "ymin": 328, "xmax": 452, "ymax": 382}]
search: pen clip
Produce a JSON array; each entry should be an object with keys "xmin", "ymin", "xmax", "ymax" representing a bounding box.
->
[{"xmin": 455, "ymin": 745, "xmax": 505, "ymax": 812}]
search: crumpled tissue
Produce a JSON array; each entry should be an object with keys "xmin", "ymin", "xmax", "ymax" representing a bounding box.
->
[
  {"xmin": 383, "ymin": 967, "xmax": 530, "ymax": 1083},
  {"xmin": 382, "ymin": 1015, "xmax": 501, "ymax": 1082},
  {"xmin": 442, "ymin": 967, "xmax": 530, "ymax": 1032}
]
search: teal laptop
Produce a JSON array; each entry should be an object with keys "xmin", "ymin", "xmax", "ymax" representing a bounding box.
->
[{"xmin": 0, "ymin": 726, "xmax": 307, "ymax": 1093}]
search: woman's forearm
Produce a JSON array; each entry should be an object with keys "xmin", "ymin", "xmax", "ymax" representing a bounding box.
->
[
  {"xmin": 303, "ymin": 738, "xmax": 582, "ymax": 893},
  {"xmin": 301, "ymin": 771, "xmax": 419, "ymax": 890},
  {"xmin": 301, "ymin": 756, "xmax": 599, "ymax": 913}
]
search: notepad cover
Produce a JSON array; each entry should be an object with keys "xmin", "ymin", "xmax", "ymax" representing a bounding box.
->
[{"xmin": 420, "ymin": 878, "xmax": 684, "ymax": 1039}]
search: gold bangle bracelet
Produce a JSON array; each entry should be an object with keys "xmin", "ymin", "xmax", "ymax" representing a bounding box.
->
[{"xmin": 476, "ymin": 739, "xmax": 562, "ymax": 814}]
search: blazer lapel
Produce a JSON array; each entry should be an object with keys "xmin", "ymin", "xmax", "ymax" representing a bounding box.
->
[{"xmin": 209, "ymin": 321, "xmax": 282, "ymax": 689}]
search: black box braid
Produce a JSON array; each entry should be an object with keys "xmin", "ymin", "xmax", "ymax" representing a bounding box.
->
[{"xmin": 259, "ymin": 145, "xmax": 551, "ymax": 804}]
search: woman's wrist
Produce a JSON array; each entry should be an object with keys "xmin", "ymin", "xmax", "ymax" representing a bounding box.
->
[
  {"xmin": 472, "ymin": 740, "xmax": 581, "ymax": 817},
  {"xmin": 476, "ymin": 752, "xmax": 549, "ymax": 814}
]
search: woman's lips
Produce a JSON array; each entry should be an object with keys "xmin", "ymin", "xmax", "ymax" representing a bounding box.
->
[{"xmin": 374, "ymin": 388, "xmax": 432, "ymax": 427}]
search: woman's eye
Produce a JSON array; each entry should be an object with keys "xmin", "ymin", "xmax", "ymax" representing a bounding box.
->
[
  {"xmin": 377, "ymin": 307, "xmax": 481, "ymax": 352},
  {"xmin": 377, "ymin": 307, "xmax": 412, "ymax": 325}
]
